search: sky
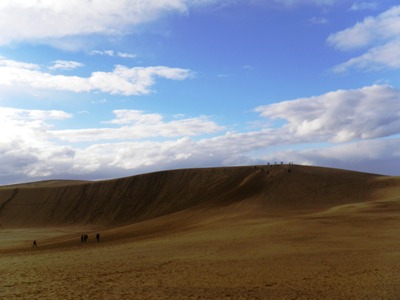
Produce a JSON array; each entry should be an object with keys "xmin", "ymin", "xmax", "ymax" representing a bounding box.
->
[{"xmin": 0, "ymin": 0, "xmax": 399, "ymax": 185}]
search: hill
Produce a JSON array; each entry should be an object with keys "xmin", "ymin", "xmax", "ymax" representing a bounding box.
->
[
  {"xmin": 2, "ymin": 165, "xmax": 400, "ymax": 298},
  {"xmin": 0, "ymin": 165, "xmax": 398, "ymax": 228}
]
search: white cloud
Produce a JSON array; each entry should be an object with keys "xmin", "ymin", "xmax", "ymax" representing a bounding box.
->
[
  {"xmin": 1, "ymin": 84, "xmax": 400, "ymax": 184},
  {"xmin": 0, "ymin": 0, "xmax": 188, "ymax": 46},
  {"xmin": 0, "ymin": 107, "xmax": 71, "ymax": 142},
  {"xmin": 117, "ymin": 52, "xmax": 137, "ymax": 58},
  {"xmin": 328, "ymin": 5, "xmax": 400, "ymax": 71},
  {"xmin": 255, "ymin": 85, "xmax": 400, "ymax": 143},
  {"xmin": 90, "ymin": 50, "xmax": 115, "ymax": 56},
  {"xmin": 90, "ymin": 50, "xmax": 136, "ymax": 58},
  {"xmin": 0, "ymin": 57, "xmax": 191, "ymax": 95},
  {"xmin": 332, "ymin": 39, "xmax": 400, "ymax": 72},
  {"xmin": 0, "ymin": 106, "xmax": 225, "ymax": 183},
  {"xmin": 0, "ymin": 0, "xmax": 351, "ymax": 49},
  {"xmin": 51, "ymin": 110, "xmax": 223, "ymax": 142},
  {"xmin": 0, "ymin": 56, "xmax": 39, "ymax": 70},
  {"xmin": 49, "ymin": 60, "xmax": 84, "ymax": 71},
  {"xmin": 328, "ymin": 6, "xmax": 400, "ymax": 50}
]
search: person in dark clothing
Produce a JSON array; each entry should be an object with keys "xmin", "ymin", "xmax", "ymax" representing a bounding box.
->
[
  {"xmin": 96, "ymin": 233, "xmax": 100, "ymax": 242},
  {"xmin": 32, "ymin": 240, "xmax": 38, "ymax": 248}
]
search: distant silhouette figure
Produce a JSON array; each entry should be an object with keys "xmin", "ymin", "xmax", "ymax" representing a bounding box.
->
[
  {"xmin": 96, "ymin": 233, "xmax": 100, "ymax": 242},
  {"xmin": 81, "ymin": 234, "xmax": 84, "ymax": 243},
  {"xmin": 84, "ymin": 234, "xmax": 88, "ymax": 242},
  {"xmin": 32, "ymin": 240, "xmax": 38, "ymax": 248}
]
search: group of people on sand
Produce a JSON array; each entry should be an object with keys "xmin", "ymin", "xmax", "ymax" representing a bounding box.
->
[
  {"xmin": 81, "ymin": 233, "xmax": 100, "ymax": 243},
  {"xmin": 81, "ymin": 234, "xmax": 88, "ymax": 242},
  {"xmin": 32, "ymin": 233, "xmax": 101, "ymax": 248}
]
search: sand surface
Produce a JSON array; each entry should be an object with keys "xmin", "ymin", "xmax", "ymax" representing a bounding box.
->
[{"xmin": 1, "ymin": 165, "xmax": 400, "ymax": 299}]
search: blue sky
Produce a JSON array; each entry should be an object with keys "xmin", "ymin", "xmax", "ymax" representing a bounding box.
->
[{"xmin": 0, "ymin": 0, "xmax": 399, "ymax": 184}]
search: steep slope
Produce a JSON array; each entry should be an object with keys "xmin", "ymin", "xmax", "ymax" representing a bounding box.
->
[{"xmin": 0, "ymin": 165, "xmax": 398, "ymax": 228}]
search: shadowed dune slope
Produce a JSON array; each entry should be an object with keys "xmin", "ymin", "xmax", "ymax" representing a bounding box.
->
[{"xmin": 0, "ymin": 165, "xmax": 398, "ymax": 228}]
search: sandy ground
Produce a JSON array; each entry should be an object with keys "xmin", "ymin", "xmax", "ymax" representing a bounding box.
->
[{"xmin": 1, "ymin": 201, "xmax": 400, "ymax": 299}]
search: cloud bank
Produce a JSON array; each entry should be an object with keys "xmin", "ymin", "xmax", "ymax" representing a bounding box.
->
[{"xmin": 1, "ymin": 84, "xmax": 399, "ymax": 184}]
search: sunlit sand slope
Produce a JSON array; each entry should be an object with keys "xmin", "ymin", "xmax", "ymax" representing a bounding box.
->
[{"xmin": 0, "ymin": 165, "xmax": 398, "ymax": 228}]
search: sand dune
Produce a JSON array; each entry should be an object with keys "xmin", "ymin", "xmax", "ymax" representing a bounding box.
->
[
  {"xmin": 1, "ymin": 165, "xmax": 400, "ymax": 299},
  {"xmin": 0, "ymin": 164, "xmax": 394, "ymax": 228}
]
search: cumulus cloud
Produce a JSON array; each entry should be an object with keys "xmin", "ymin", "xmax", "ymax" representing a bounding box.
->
[
  {"xmin": 0, "ymin": 106, "xmax": 71, "ymax": 140},
  {"xmin": 328, "ymin": 5, "xmax": 400, "ymax": 72},
  {"xmin": 0, "ymin": 107, "xmax": 74, "ymax": 182},
  {"xmin": 0, "ymin": 106, "xmax": 225, "ymax": 183},
  {"xmin": 1, "ymin": 83, "xmax": 400, "ymax": 184},
  {"xmin": 0, "ymin": 57, "xmax": 191, "ymax": 95},
  {"xmin": 255, "ymin": 85, "xmax": 400, "ymax": 143}
]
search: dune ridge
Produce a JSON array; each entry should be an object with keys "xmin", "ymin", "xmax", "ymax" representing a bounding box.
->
[{"xmin": 0, "ymin": 165, "xmax": 397, "ymax": 228}]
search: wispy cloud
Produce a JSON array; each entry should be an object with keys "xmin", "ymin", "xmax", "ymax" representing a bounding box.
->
[
  {"xmin": 272, "ymin": 0, "xmax": 337, "ymax": 7},
  {"xmin": 349, "ymin": 2, "xmax": 378, "ymax": 11},
  {"xmin": 49, "ymin": 60, "xmax": 84, "ymax": 71},
  {"xmin": 309, "ymin": 16, "xmax": 328, "ymax": 25},
  {"xmin": 90, "ymin": 50, "xmax": 136, "ymax": 58}
]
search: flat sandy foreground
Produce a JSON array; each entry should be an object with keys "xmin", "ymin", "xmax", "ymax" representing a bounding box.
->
[{"xmin": 1, "ymin": 202, "xmax": 400, "ymax": 300}]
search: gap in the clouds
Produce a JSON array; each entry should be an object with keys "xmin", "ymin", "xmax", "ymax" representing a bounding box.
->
[
  {"xmin": 134, "ymin": 2, "xmax": 384, "ymax": 117},
  {"xmin": 381, "ymin": 134, "xmax": 400, "ymax": 141}
]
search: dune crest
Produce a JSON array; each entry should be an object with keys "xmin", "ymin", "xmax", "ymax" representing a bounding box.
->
[{"xmin": 0, "ymin": 165, "xmax": 398, "ymax": 228}]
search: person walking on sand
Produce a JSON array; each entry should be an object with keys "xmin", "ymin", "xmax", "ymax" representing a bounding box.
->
[
  {"xmin": 32, "ymin": 240, "xmax": 38, "ymax": 248},
  {"xmin": 96, "ymin": 233, "xmax": 100, "ymax": 242}
]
